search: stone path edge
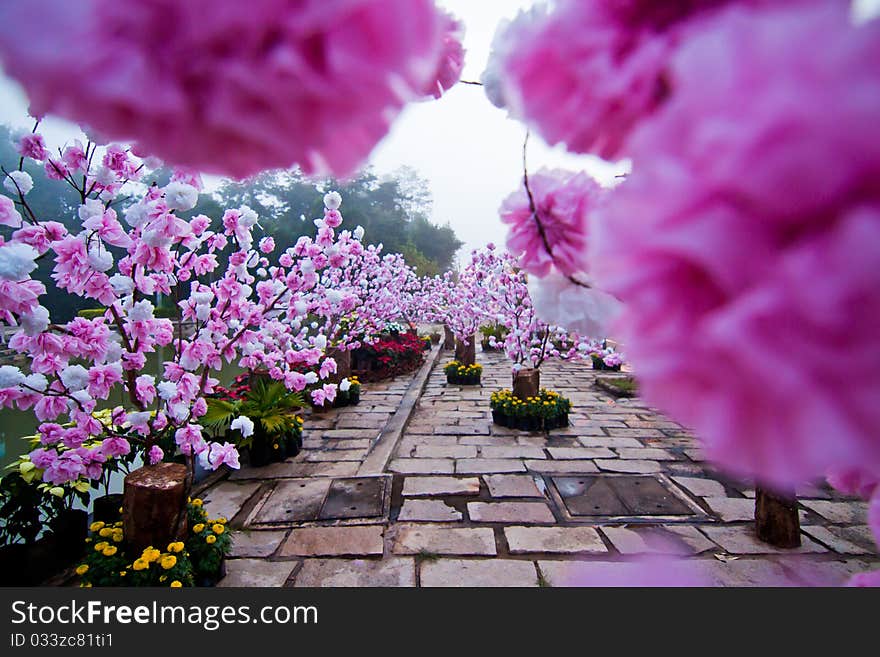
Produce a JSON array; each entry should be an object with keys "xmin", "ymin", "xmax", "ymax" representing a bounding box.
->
[{"xmin": 357, "ymin": 343, "xmax": 446, "ymax": 476}]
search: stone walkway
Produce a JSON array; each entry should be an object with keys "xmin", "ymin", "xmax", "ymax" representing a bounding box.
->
[{"xmin": 203, "ymin": 348, "xmax": 879, "ymax": 587}]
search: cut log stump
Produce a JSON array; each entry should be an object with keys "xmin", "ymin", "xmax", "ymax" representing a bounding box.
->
[
  {"xmin": 755, "ymin": 486, "xmax": 801, "ymax": 548},
  {"xmin": 513, "ymin": 368, "xmax": 541, "ymax": 401},
  {"xmin": 122, "ymin": 463, "xmax": 189, "ymax": 555}
]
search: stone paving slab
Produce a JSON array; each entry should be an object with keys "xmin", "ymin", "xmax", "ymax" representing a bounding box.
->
[
  {"xmin": 398, "ymin": 500, "xmax": 463, "ymax": 522},
  {"xmin": 200, "ymin": 481, "xmax": 261, "ymax": 522},
  {"xmin": 455, "ymin": 459, "xmax": 526, "ymax": 474},
  {"xmin": 229, "ymin": 529, "xmax": 288, "ymax": 558},
  {"xmin": 294, "ymin": 558, "xmax": 416, "ymax": 587},
  {"xmin": 391, "ymin": 525, "xmax": 497, "ymax": 556},
  {"xmin": 402, "ymin": 476, "xmax": 481, "ymax": 497},
  {"xmin": 420, "ymin": 559, "xmax": 538, "ymax": 587},
  {"xmin": 280, "ymin": 526, "xmax": 384, "ymax": 557},
  {"xmin": 505, "ymin": 526, "xmax": 607, "ymax": 555},
  {"xmin": 468, "ymin": 502, "xmax": 556, "ymax": 524},
  {"xmin": 699, "ymin": 526, "xmax": 827, "ymax": 554},
  {"xmin": 218, "ymin": 559, "xmax": 296, "ymax": 587},
  {"xmin": 484, "ymin": 474, "xmax": 544, "ymax": 498}
]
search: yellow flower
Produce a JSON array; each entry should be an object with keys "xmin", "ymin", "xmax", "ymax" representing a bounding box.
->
[
  {"xmin": 212, "ymin": 524, "xmax": 225, "ymax": 534},
  {"xmin": 94, "ymin": 541, "xmax": 109, "ymax": 552},
  {"xmin": 167, "ymin": 541, "xmax": 185, "ymax": 553},
  {"xmin": 170, "ymin": 580, "xmax": 182, "ymax": 588},
  {"xmin": 132, "ymin": 559, "xmax": 149, "ymax": 571},
  {"xmin": 142, "ymin": 547, "xmax": 161, "ymax": 563},
  {"xmin": 192, "ymin": 523, "xmax": 205, "ymax": 533},
  {"xmin": 112, "ymin": 530, "xmax": 124, "ymax": 543},
  {"xmin": 215, "ymin": 517, "xmax": 227, "ymax": 524},
  {"xmin": 89, "ymin": 521, "xmax": 105, "ymax": 532},
  {"xmin": 119, "ymin": 571, "xmax": 127, "ymax": 577},
  {"xmin": 75, "ymin": 564, "xmax": 89, "ymax": 576},
  {"xmin": 206, "ymin": 535, "xmax": 217, "ymax": 545},
  {"xmin": 159, "ymin": 575, "xmax": 167, "ymax": 583},
  {"xmin": 99, "ymin": 527, "xmax": 113, "ymax": 538},
  {"xmin": 191, "ymin": 498, "xmax": 203, "ymax": 507},
  {"xmin": 80, "ymin": 583, "xmax": 92, "ymax": 588},
  {"xmin": 102, "ymin": 546, "xmax": 118, "ymax": 557},
  {"xmin": 160, "ymin": 555, "xmax": 177, "ymax": 570}
]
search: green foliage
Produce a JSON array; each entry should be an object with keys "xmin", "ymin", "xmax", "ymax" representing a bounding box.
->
[
  {"xmin": 0, "ymin": 471, "xmax": 62, "ymax": 545},
  {"xmin": 77, "ymin": 308, "xmax": 108, "ymax": 320}
]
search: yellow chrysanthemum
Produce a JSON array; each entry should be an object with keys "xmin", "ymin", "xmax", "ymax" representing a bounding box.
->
[
  {"xmin": 206, "ymin": 535, "xmax": 217, "ymax": 545},
  {"xmin": 192, "ymin": 523, "xmax": 205, "ymax": 533},
  {"xmin": 102, "ymin": 546, "xmax": 118, "ymax": 557},
  {"xmin": 94, "ymin": 541, "xmax": 109, "ymax": 552},
  {"xmin": 112, "ymin": 530, "xmax": 124, "ymax": 543},
  {"xmin": 142, "ymin": 548, "xmax": 161, "ymax": 563},
  {"xmin": 191, "ymin": 498, "xmax": 203, "ymax": 507},
  {"xmin": 160, "ymin": 555, "xmax": 177, "ymax": 570},
  {"xmin": 89, "ymin": 521, "xmax": 105, "ymax": 532},
  {"xmin": 212, "ymin": 524, "xmax": 225, "ymax": 535},
  {"xmin": 98, "ymin": 527, "xmax": 113, "ymax": 538},
  {"xmin": 167, "ymin": 541, "xmax": 185, "ymax": 553},
  {"xmin": 132, "ymin": 559, "xmax": 149, "ymax": 571},
  {"xmin": 170, "ymin": 580, "xmax": 182, "ymax": 588},
  {"xmin": 75, "ymin": 564, "xmax": 89, "ymax": 576}
]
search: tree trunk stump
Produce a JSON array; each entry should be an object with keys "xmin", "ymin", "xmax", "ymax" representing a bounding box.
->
[
  {"xmin": 327, "ymin": 347, "xmax": 351, "ymax": 383},
  {"xmin": 443, "ymin": 326, "xmax": 455, "ymax": 350},
  {"xmin": 122, "ymin": 463, "xmax": 189, "ymax": 555},
  {"xmin": 455, "ymin": 335, "xmax": 476, "ymax": 365},
  {"xmin": 755, "ymin": 485, "xmax": 801, "ymax": 548},
  {"xmin": 513, "ymin": 368, "xmax": 541, "ymax": 400}
]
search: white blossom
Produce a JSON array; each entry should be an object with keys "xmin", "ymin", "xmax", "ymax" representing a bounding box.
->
[
  {"xmin": 3, "ymin": 170, "xmax": 33, "ymax": 195},
  {"xmin": 323, "ymin": 191, "xmax": 342, "ymax": 210},
  {"xmin": 230, "ymin": 415, "xmax": 254, "ymax": 438},
  {"xmin": 20, "ymin": 305, "xmax": 49, "ymax": 336},
  {"xmin": 0, "ymin": 365, "xmax": 25, "ymax": 388},
  {"xmin": 163, "ymin": 181, "xmax": 199, "ymax": 211},
  {"xmin": 0, "ymin": 241, "xmax": 38, "ymax": 280},
  {"xmin": 59, "ymin": 364, "xmax": 89, "ymax": 391}
]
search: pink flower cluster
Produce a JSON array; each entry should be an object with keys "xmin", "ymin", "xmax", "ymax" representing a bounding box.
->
[{"xmin": 0, "ymin": 0, "xmax": 450, "ymax": 178}]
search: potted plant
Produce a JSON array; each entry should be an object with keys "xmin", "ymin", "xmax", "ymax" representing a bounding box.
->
[
  {"xmin": 349, "ymin": 377, "xmax": 361, "ymax": 405},
  {"xmin": 203, "ymin": 377, "xmax": 305, "ymax": 468}
]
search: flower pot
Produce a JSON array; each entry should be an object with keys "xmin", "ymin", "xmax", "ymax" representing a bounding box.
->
[
  {"xmin": 196, "ymin": 558, "xmax": 227, "ymax": 587},
  {"xmin": 491, "ymin": 409, "xmax": 501, "ymax": 425},
  {"xmin": 93, "ymin": 493, "xmax": 124, "ymax": 524},
  {"xmin": 284, "ymin": 431, "xmax": 302, "ymax": 458},
  {"xmin": 527, "ymin": 416, "xmax": 541, "ymax": 432},
  {"xmin": 248, "ymin": 432, "xmax": 276, "ymax": 467},
  {"xmin": 51, "ymin": 509, "xmax": 88, "ymax": 559},
  {"xmin": 591, "ymin": 356, "xmax": 605, "ymax": 370},
  {"xmin": 559, "ymin": 413, "xmax": 570, "ymax": 427},
  {"xmin": 516, "ymin": 417, "xmax": 530, "ymax": 431},
  {"xmin": 544, "ymin": 415, "xmax": 557, "ymax": 431},
  {"xmin": 0, "ymin": 543, "xmax": 34, "ymax": 585},
  {"xmin": 350, "ymin": 391, "xmax": 360, "ymax": 405}
]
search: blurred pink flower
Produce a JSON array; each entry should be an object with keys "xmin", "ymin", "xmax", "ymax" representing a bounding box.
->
[
  {"xmin": 500, "ymin": 168, "xmax": 602, "ymax": 278},
  {"xmin": 0, "ymin": 0, "xmax": 445, "ymax": 178},
  {"xmin": 494, "ymin": 0, "xmax": 780, "ymax": 159},
  {"xmin": 591, "ymin": 2, "xmax": 880, "ymax": 487},
  {"xmin": 423, "ymin": 11, "xmax": 465, "ymax": 99}
]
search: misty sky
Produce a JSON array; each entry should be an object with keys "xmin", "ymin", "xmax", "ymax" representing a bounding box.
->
[{"xmin": 1, "ymin": 0, "xmax": 878, "ymax": 262}]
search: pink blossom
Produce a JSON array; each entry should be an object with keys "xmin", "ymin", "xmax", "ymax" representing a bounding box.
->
[
  {"xmin": 423, "ymin": 11, "xmax": 465, "ymax": 99},
  {"xmin": 148, "ymin": 444, "xmax": 164, "ymax": 465},
  {"xmin": 0, "ymin": 0, "xmax": 446, "ymax": 178},
  {"xmin": 99, "ymin": 436, "xmax": 130, "ymax": 458},
  {"xmin": 493, "ymin": 0, "xmax": 769, "ymax": 159},
  {"xmin": 0, "ymin": 195, "xmax": 22, "ymax": 228},
  {"xmin": 259, "ymin": 237, "xmax": 275, "ymax": 254},
  {"xmin": 310, "ymin": 389, "xmax": 326, "ymax": 407},
  {"xmin": 591, "ymin": 2, "xmax": 880, "ymax": 487},
  {"xmin": 86, "ymin": 363, "xmax": 122, "ymax": 400},
  {"xmin": 500, "ymin": 169, "xmax": 602, "ymax": 278},
  {"xmin": 17, "ymin": 133, "xmax": 49, "ymax": 161},
  {"xmin": 175, "ymin": 423, "xmax": 206, "ymax": 456},
  {"xmin": 198, "ymin": 442, "xmax": 240, "ymax": 471}
]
